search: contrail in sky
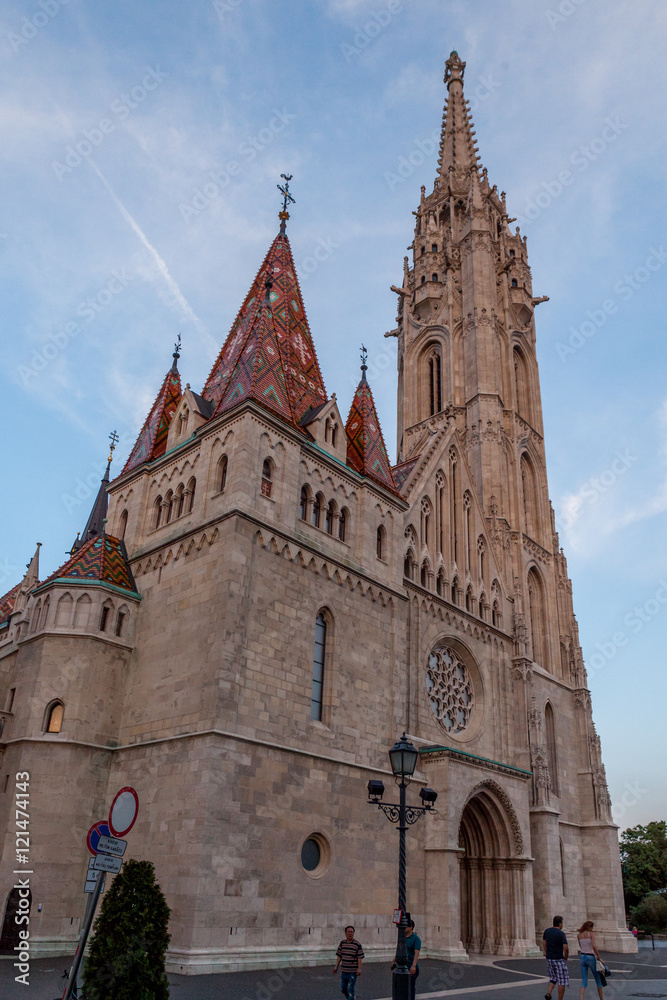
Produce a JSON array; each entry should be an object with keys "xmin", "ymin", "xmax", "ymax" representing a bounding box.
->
[{"xmin": 88, "ymin": 159, "xmax": 214, "ymax": 348}]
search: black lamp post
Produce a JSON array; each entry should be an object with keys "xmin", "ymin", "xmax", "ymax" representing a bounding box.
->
[{"xmin": 367, "ymin": 733, "xmax": 438, "ymax": 1000}]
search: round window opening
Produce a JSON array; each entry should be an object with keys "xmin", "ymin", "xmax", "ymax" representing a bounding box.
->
[
  {"xmin": 300, "ymin": 832, "xmax": 331, "ymax": 878},
  {"xmin": 426, "ymin": 645, "xmax": 475, "ymax": 735}
]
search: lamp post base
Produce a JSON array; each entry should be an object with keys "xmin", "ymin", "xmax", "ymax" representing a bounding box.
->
[{"xmin": 392, "ymin": 965, "xmax": 412, "ymax": 1000}]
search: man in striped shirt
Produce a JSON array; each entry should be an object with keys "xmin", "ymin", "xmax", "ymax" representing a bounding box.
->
[{"xmin": 333, "ymin": 925, "xmax": 364, "ymax": 999}]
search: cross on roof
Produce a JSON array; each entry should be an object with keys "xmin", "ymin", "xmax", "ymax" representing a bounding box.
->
[
  {"xmin": 108, "ymin": 429, "xmax": 119, "ymax": 463},
  {"xmin": 277, "ymin": 174, "xmax": 295, "ymax": 214}
]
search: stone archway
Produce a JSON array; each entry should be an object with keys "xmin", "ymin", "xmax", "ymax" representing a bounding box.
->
[{"xmin": 458, "ymin": 782, "xmax": 527, "ymax": 955}]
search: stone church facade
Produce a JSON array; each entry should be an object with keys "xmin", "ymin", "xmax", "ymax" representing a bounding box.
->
[{"xmin": 0, "ymin": 52, "xmax": 635, "ymax": 971}]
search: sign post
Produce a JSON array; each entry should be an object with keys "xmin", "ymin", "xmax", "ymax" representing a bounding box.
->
[{"xmin": 62, "ymin": 787, "xmax": 139, "ymax": 1000}]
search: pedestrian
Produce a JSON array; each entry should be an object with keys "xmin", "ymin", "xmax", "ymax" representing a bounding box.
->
[
  {"xmin": 333, "ymin": 924, "xmax": 364, "ymax": 1000},
  {"xmin": 577, "ymin": 920, "xmax": 604, "ymax": 999},
  {"xmin": 543, "ymin": 915, "xmax": 570, "ymax": 1000},
  {"xmin": 390, "ymin": 919, "xmax": 422, "ymax": 1000}
]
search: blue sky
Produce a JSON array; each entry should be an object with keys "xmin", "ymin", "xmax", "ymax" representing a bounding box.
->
[{"xmin": 1, "ymin": 0, "xmax": 665, "ymax": 830}]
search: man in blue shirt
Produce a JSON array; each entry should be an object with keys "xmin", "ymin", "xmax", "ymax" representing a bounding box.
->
[
  {"xmin": 391, "ymin": 919, "xmax": 421, "ymax": 999},
  {"xmin": 542, "ymin": 915, "xmax": 569, "ymax": 1000}
]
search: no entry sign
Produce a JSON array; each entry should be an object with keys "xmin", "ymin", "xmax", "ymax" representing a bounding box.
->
[{"xmin": 108, "ymin": 786, "xmax": 139, "ymax": 838}]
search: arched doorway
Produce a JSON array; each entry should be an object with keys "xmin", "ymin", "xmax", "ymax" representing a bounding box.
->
[
  {"xmin": 458, "ymin": 782, "xmax": 527, "ymax": 955},
  {"xmin": 0, "ymin": 888, "xmax": 31, "ymax": 954}
]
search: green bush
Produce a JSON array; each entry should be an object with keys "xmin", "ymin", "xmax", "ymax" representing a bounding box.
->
[
  {"xmin": 83, "ymin": 859, "xmax": 171, "ymax": 1000},
  {"xmin": 629, "ymin": 894, "xmax": 667, "ymax": 934}
]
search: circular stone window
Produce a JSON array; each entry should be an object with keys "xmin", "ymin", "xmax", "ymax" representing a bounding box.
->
[
  {"xmin": 426, "ymin": 645, "xmax": 475, "ymax": 735},
  {"xmin": 300, "ymin": 832, "xmax": 331, "ymax": 879}
]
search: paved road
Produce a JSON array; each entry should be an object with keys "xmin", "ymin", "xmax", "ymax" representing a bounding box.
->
[{"xmin": 3, "ymin": 949, "xmax": 666, "ymax": 999}]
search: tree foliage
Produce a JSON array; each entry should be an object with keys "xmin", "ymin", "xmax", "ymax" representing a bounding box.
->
[
  {"xmin": 83, "ymin": 859, "xmax": 171, "ymax": 1000},
  {"xmin": 629, "ymin": 893, "xmax": 667, "ymax": 933},
  {"xmin": 620, "ymin": 821, "xmax": 667, "ymax": 910}
]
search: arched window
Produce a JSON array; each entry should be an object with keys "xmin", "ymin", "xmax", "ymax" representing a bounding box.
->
[
  {"xmin": 218, "ymin": 455, "xmax": 228, "ymax": 493},
  {"xmin": 186, "ymin": 477, "xmax": 196, "ymax": 513},
  {"xmin": 450, "ymin": 450, "xmax": 458, "ymax": 565},
  {"xmin": 435, "ymin": 471, "xmax": 446, "ymax": 556},
  {"xmin": 261, "ymin": 458, "xmax": 273, "ymax": 498},
  {"xmin": 325, "ymin": 501, "xmax": 335, "ymax": 535},
  {"xmin": 300, "ymin": 485, "xmax": 310, "ymax": 521},
  {"xmin": 99, "ymin": 601, "xmax": 113, "ymax": 633},
  {"xmin": 545, "ymin": 702, "xmax": 559, "ymax": 795},
  {"xmin": 118, "ymin": 509, "xmax": 128, "ymax": 540},
  {"xmin": 420, "ymin": 560, "xmax": 430, "ymax": 588},
  {"xmin": 376, "ymin": 525, "xmax": 386, "ymax": 560},
  {"xmin": 513, "ymin": 346, "xmax": 532, "ymax": 424},
  {"xmin": 312, "ymin": 493, "xmax": 323, "ymax": 528},
  {"xmin": 325, "ymin": 417, "xmax": 331, "ymax": 442},
  {"xmin": 421, "ymin": 274, "xmax": 426, "ymax": 284},
  {"xmin": 479, "ymin": 593, "xmax": 487, "ymax": 620},
  {"xmin": 432, "ymin": 272, "xmax": 438, "ymax": 282},
  {"xmin": 331, "ymin": 423, "xmax": 338, "ymax": 447},
  {"xmin": 311, "ymin": 612, "xmax": 328, "ymax": 721},
  {"xmin": 465, "ymin": 586, "xmax": 473, "ymax": 613},
  {"xmin": 338, "ymin": 507, "xmax": 348, "ymax": 541},
  {"xmin": 116, "ymin": 606, "xmax": 128, "ymax": 638},
  {"xmin": 477, "ymin": 536, "xmax": 487, "ymax": 585},
  {"xmin": 492, "ymin": 600, "xmax": 500, "ymax": 628},
  {"xmin": 55, "ymin": 593, "xmax": 73, "ymax": 627},
  {"xmin": 154, "ymin": 496, "xmax": 163, "ymax": 529},
  {"xmin": 31, "ymin": 600, "xmax": 41, "ymax": 633},
  {"xmin": 431, "ymin": 243, "xmax": 438, "ymax": 253},
  {"xmin": 520, "ymin": 453, "xmax": 539, "ymax": 540},
  {"xmin": 463, "ymin": 491, "xmax": 472, "ymax": 570},
  {"xmin": 527, "ymin": 567, "xmax": 548, "ymax": 668},
  {"xmin": 436, "ymin": 569, "xmax": 445, "ymax": 596},
  {"xmin": 420, "ymin": 497, "xmax": 432, "ymax": 549},
  {"xmin": 404, "ymin": 549, "xmax": 415, "ymax": 580},
  {"xmin": 511, "ymin": 278, "xmax": 518, "ymax": 287},
  {"xmin": 74, "ymin": 594, "xmax": 91, "ymax": 629},
  {"xmin": 174, "ymin": 484, "xmax": 185, "ymax": 519},
  {"xmin": 451, "ymin": 577, "xmax": 459, "ymax": 605},
  {"xmin": 39, "ymin": 597, "xmax": 50, "ymax": 630},
  {"xmin": 164, "ymin": 490, "xmax": 174, "ymax": 524},
  {"xmin": 428, "ymin": 347, "xmax": 442, "ymax": 416},
  {"xmin": 45, "ymin": 701, "xmax": 64, "ymax": 733}
]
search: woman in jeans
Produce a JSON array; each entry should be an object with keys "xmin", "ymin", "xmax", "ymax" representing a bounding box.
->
[{"xmin": 577, "ymin": 920, "xmax": 603, "ymax": 999}]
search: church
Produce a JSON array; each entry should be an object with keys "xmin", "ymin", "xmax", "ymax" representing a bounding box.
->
[{"xmin": 0, "ymin": 52, "xmax": 635, "ymax": 971}]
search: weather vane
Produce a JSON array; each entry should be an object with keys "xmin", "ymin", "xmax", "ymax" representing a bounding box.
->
[
  {"xmin": 108, "ymin": 429, "xmax": 119, "ymax": 463},
  {"xmin": 174, "ymin": 332, "xmax": 182, "ymax": 357},
  {"xmin": 277, "ymin": 174, "xmax": 295, "ymax": 233},
  {"xmin": 360, "ymin": 344, "xmax": 368, "ymax": 381}
]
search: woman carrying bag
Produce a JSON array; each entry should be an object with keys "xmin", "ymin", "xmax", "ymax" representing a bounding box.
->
[{"xmin": 577, "ymin": 920, "xmax": 605, "ymax": 997}]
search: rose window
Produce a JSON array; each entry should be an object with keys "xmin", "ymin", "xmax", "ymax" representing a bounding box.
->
[{"xmin": 426, "ymin": 646, "xmax": 475, "ymax": 734}]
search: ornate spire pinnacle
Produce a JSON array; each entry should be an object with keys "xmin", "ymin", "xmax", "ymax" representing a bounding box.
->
[
  {"xmin": 171, "ymin": 333, "xmax": 181, "ymax": 374},
  {"xmin": 70, "ymin": 434, "xmax": 117, "ymax": 553},
  {"xmin": 360, "ymin": 344, "xmax": 368, "ymax": 383},
  {"xmin": 277, "ymin": 173, "xmax": 295, "ymax": 235},
  {"xmin": 345, "ymin": 370, "xmax": 397, "ymax": 494},
  {"xmin": 437, "ymin": 50, "xmax": 482, "ymax": 185}
]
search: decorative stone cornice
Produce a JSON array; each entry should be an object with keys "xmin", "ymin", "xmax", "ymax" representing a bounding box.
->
[{"xmin": 420, "ymin": 745, "xmax": 532, "ymax": 781}]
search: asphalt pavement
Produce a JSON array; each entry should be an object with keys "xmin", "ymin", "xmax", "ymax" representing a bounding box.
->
[{"xmin": 2, "ymin": 945, "xmax": 666, "ymax": 999}]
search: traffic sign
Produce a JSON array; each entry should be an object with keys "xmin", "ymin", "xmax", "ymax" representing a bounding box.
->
[
  {"xmin": 108, "ymin": 787, "xmax": 139, "ymax": 838},
  {"xmin": 97, "ymin": 834, "xmax": 127, "ymax": 857},
  {"xmin": 84, "ymin": 870, "xmax": 101, "ymax": 893},
  {"xmin": 93, "ymin": 854, "xmax": 122, "ymax": 874},
  {"xmin": 86, "ymin": 822, "xmax": 111, "ymax": 856}
]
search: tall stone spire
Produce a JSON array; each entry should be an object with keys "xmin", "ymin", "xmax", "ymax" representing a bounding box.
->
[
  {"xmin": 71, "ymin": 433, "xmax": 119, "ymax": 553},
  {"xmin": 437, "ymin": 51, "xmax": 482, "ymax": 183}
]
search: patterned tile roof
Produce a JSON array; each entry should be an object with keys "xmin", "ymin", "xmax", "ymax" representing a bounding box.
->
[
  {"xmin": 202, "ymin": 232, "xmax": 327, "ymax": 427},
  {"xmin": 345, "ymin": 376, "xmax": 398, "ymax": 494},
  {"xmin": 37, "ymin": 534, "xmax": 138, "ymax": 595},
  {"xmin": 0, "ymin": 583, "xmax": 20, "ymax": 626},
  {"xmin": 392, "ymin": 457, "xmax": 419, "ymax": 491},
  {"xmin": 122, "ymin": 366, "xmax": 182, "ymax": 475}
]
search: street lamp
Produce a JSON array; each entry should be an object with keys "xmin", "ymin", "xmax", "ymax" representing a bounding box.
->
[{"xmin": 367, "ymin": 733, "xmax": 437, "ymax": 1000}]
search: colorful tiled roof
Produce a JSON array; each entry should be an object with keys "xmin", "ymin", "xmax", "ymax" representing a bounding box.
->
[
  {"xmin": 202, "ymin": 232, "xmax": 327, "ymax": 427},
  {"xmin": 37, "ymin": 534, "xmax": 138, "ymax": 595},
  {"xmin": 122, "ymin": 365, "xmax": 182, "ymax": 475},
  {"xmin": 0, "ymin": 583, "xmax": 20, "ymax": 626},
  {"xmin": 392, "ymin": 457, "xmax": 419, "ymax": 491},
  {"xmin": 345, "ymin": 376, "xmax": 397, "ymax": 494}
]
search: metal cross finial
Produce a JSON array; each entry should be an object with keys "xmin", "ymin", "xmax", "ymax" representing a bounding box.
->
[
  {"xmin": 277, "ymin": 174, "xmax": 295, "ymax": 233},
  {"xmin": 108, "ymin": 429, "xmax": 119, "ymax": 464},
  {"xmin": 360, "ymin": 344, "xmax": 368, "ymax": 382},
  {"xmin": 174, "ymin": 332, "xmax": 182, "ymax": 357}
]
